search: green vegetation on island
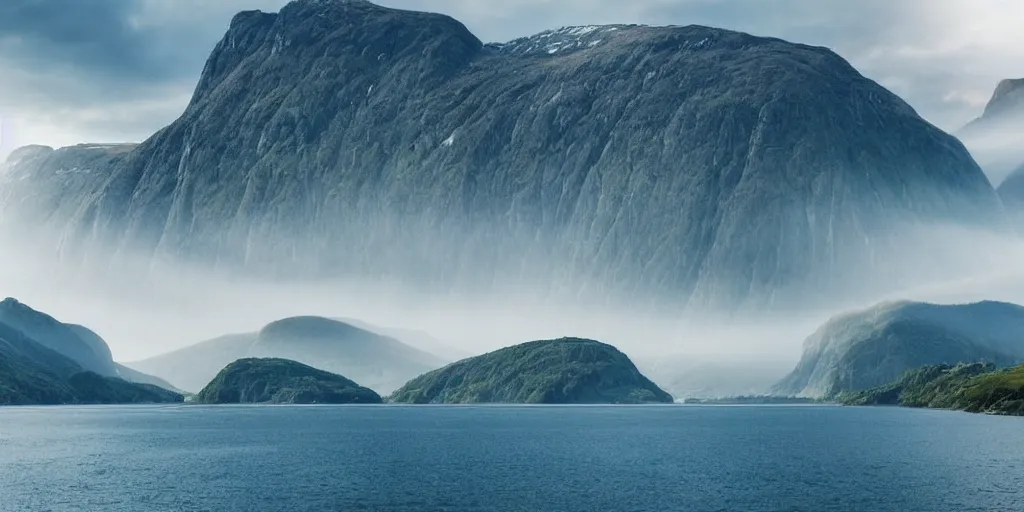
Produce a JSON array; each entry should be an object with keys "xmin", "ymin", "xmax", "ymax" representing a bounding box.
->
[
  {"xmin": 194, "ymin": 358, "xmax": 383, "ymax": 404},
  {"xmin": 839, "ymin": 363, "xmax": 1024, "ymax": 416},
  {"xmin": 388, "ymin": 338, "xmax": 673, "ymax": 404}
]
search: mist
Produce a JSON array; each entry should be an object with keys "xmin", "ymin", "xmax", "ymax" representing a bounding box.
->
[
  {"xmin": 959, "ymin": 115, "xmax": 1024, "ymax": 186},
  {"xmin": 3, "ymin": 209, "xmax": 1024, "ymax": 397}
]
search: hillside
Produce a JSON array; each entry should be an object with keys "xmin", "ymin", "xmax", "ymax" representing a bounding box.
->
[
  {"xmin": 772, "ymin": 301, "xmax": 1024, "ymax": 398},
  {"xmin": 998, "ymin": 163, "xmax": 1024, "ymax": 209},
  {"xmin": 0, "ymin": 298, "xmax": 178, "ymax": 391},
  {"xmin": 388, "ymin": 337, "xmax": 673, "ymax": 404},
  {"xmin": 0, "ymin": 0, "xmax": 1000, "ymax": 311},
  {"xmin": 0, "ymin": 321, "xmax": 182, "ymax": 405},
  {"xmin": 195, "ymin": 358, "xmax": 382, "ymax": 404},
  {"xmin": 840, "ymin": 363, "xmax": 1024, "ymax": 416},
  {"xmin": 126, "ymin": 316, "xmax": 444, "ymax": 394}
]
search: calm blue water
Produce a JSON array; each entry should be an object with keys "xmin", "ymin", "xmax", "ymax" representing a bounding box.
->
[{"xmin": 1, "ymin": 405, "xmax": 1022, "ymax": 512}]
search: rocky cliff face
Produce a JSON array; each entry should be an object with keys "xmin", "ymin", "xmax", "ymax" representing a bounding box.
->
[
  {"xmin": 772, "ymin": 300, "xmax": 1024, "ymax": 398},
  {"xmin": 0, "ymin": 144, "xmax": 134, "ymax": 225},
  {"xmin": 0, "ymin": 0, "xmax": 1000, "ymax": 310}
]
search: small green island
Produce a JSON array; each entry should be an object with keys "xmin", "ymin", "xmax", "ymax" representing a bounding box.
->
[
  {"xmin": 388, "ymin": 337, "xmax": 673, "ymax": 404},
  {"xmin": 839, "ymin": 363, "xmax": 1024, "ymax": 416},
  {"xmin": 194, "ymin": 358, "xmax": 384, "ymax": 404}
]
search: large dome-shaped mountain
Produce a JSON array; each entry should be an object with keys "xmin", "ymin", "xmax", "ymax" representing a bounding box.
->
[{"xmin": 0, "ymin": 0, "xmax": 1000, "ymax": 310}]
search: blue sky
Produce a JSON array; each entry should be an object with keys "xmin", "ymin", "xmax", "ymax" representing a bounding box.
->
[{"xmin": 1, "ymin": 0, "xmax": 1022, "ymax": 159}]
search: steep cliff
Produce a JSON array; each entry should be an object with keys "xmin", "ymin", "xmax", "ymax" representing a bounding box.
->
[{"xmin": 0, "ymin": 0, "xmax": 1000, "ymax": 309}]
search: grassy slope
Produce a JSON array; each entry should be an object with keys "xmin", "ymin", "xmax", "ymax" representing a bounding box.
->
[
  {"xmin": 388, "ymin": 338, "xmax": 673, "ymax": 404},
  {"xmin": 840, "ymin": 363, "xmax": 1024, "ymax": 416},
  {"xmin": 195, "ymin": 358, "xmax": 383, "ymax": 404}
]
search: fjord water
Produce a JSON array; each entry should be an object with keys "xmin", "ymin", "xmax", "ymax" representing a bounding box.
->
[{"xmin": 1, "ymin": 406, "xmax": 1022, "ymax": 512}]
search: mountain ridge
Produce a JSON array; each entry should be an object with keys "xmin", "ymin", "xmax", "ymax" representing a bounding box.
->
[
  {"xmin": 958, "ymin": 78, "xmax": 1024, "ymax": 185},
  {"xmin": 0, "ymin": 0, "xmax": 1001, "ymax": 311},
  {"xmin": 0, "ymin": 305, "xmax": 183, "ymax": 405}
]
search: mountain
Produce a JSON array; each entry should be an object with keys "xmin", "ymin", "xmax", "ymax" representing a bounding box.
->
[
  {"xmin": 0, "ymin": 317, "xmax": 182, "ymax": 405},
  {"xmin": 0, "ymin": 298, "xmax": 177, "ymax": 392},
  {"xmin": 840, "ymin": 362, "xmax": 1024, "ymax": 416},
  {"xmin": 335, "ymin": 317, "xmax": 470, "ymax": 362},
  {"xmin": 0, "ymin": 298, "xmax": 119, "ymax": 376},
  {"xmin": 959, "ymin": 78, "xmax": 1024, "ymax": 185},
  {"xmin": 964, "ymin": 79, "xmax": 1024, "ymax": 129},
  {"xmin": 641, "ymin": 356, "xmax": 792, "ymax": 399},
  {"xmin": 126, "ymin": 316, "xmax": 444, "ymax": 394},
  {"xmin": 0, "ymin": 0, "xmax": 1001, "ymax": 311},
  {"xmin": 773, "ymin": 301, "xmax": 1024, "ymax": 398},
  {"xmin": 387, "ymin": 337, "xmax": 673, "ymax": 404},
  {"xmin": 998, "ymin": 163, "xmax": 1024, "ymax": 209},
  {"xmin": 195, "ymin": 357, "xmax": 382, "ymax": 404},
  {"xmin": 0, "ymin": 144, "xmax": 136, "ymax": 232},
  {"xmin": 126, "ymin": 334, "xmax": 256, "ymax": 394}
]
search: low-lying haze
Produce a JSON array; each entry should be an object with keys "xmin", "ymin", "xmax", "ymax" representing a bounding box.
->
[{"xmin": 3, "ymin": 221, "xmax": 1023, "ymax": 378}]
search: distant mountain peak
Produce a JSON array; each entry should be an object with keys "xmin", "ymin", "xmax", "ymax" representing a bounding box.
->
[
  {"xmin": 0, "ymin": 297, "xmax": 49, "ymax": 319},
  {"xmin": 194, "ymin": 0, "xmax": 480, "ymax": 108},
  {"xmin": 984, "ymin": 78, "xmax": 1024, "ymax": 117},
  {"xmin": 962, "ymin": 77, "xmax": 1024, "ymax": 130}
]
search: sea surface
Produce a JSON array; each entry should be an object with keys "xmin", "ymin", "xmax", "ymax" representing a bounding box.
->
[{"xmin": 1, "ymin": 405, "xmax": 1022, "ymax": 512}]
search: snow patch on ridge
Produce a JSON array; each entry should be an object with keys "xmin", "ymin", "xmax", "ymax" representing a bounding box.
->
[
  {"xmin": 491, "ymin": 25, "xmax": 635, "ymax": 57},
  {"xmin": 441, "ymin": 132, "xmax": 456, "ymax": 147}
]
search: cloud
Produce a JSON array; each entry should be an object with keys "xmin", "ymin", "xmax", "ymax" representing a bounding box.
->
[
  {"xmin": 1, "ymin": 0, "xmax": 1023, "ymax": 160},
  {"xmin": 0, "ymin": 0, "xmax": 282, "ymax": 156}
]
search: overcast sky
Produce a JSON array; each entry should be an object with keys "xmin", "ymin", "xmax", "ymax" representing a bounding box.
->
[{"xmin": 1, "ymin": 0, "xmax": 1023, "ymax": 160}]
